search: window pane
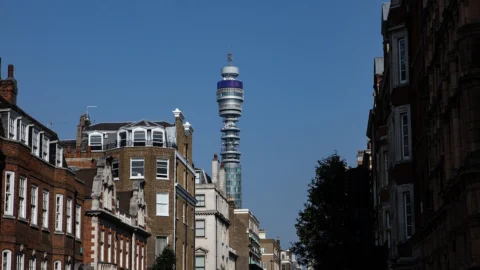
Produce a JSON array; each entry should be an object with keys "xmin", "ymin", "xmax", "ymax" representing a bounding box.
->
[
  {"xmin": 195, "ymin": 256, "xmax": 205, "ymax": 267},
  {"xmin": 90, "ymin": 136, "xmax": 102, "ymax": 144}
]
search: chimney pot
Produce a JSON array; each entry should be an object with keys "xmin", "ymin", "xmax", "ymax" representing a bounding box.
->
[
  {"xmin": 221, "ymin": 162, "xmax": 225, "ymax": 168},
  {"xmin": 7, "ymin": 65, "xmax": 13, "ymax": 78},
  {"xmin": 214, "ymin": 154, "xmax": 218, "ymax": 160}
]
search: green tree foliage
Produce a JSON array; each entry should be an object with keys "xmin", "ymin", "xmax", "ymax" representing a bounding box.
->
[
  {"xmin": 290, "ymin": 153, "xmax": 349, "ymax": 269},
  {"xmin": 151, "ymin": 245, "xmax": 176, "ymax": 270}
]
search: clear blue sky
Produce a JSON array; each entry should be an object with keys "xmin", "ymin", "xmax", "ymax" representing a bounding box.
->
[{"xmin": 2, "ymin": 0, "xmax": 386, "ymax": 249}]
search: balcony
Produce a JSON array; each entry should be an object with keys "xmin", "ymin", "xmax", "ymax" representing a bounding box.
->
[
  {"xmin": 97, "ymin": 262, "xmax": 118, "ymax": 270},
  {"xmin": 115, "ymin": 211, "xmax": 133, "ymax": 226}
]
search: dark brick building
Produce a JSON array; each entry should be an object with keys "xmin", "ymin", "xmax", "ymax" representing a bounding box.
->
[
  {"xmin": 0, "ymin": 62, "xmax": 86, "ymax": 269},
  {"xmin": 63, "ymin": 108, "xmax": 197, "ymax": 268},
  {"xmin": 367, "ymin": 0, "xmax": 480, "ymax": 269}
]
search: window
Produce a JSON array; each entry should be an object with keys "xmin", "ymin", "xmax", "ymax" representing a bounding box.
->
[
  {"xmin": 4, "ymin": 172, "xmax": 15, "ymax": 216},
  {"xmin": 100, "ymin": 231, "xmax": 105, "ymax": 261},
  {"xmin": 196, "ymin": 195, "xmax": 205, "ymax": 207},
  {"xmin": 383, "ymin": 151, "xmax": 389, "ymax": 186},
  {"xmin": 404, "ymin": 192, "xmax": 412, "ymax": 237},
  {"xmin": 119, "ymin": 132, "xmax": 127, "ymax": 147},
  {"xmin": 136, "ymin": 243, "xmax": 139, "ymax": 270},
  {"xmin": 156, "ymin": 193, "xmax": 169, "ymax": 216},
  {"xmin": 56, "ymin": 145, "xmax": 63, "ymax": 167},
  {"xmin": 32, "ymin": 130, "xmax": 39, "ymax": 155},
  {"xmin": 195, "ymin": 256, "xmax": 205, "ymax": 270},
  {"xmin": 8, "ymin": 117, "xmax": 15, "ymax": 139},
  {"xmin": 66, "ymin": 198, "xmax": 72, "ymax": 234},
  {"xmin": 41, "ymin": 135, "xmax": 49, "ymax": 160},
  {"xmin": 398, "ymin": 38, "xmax": 407, "ymax": 83},
  {"xmin": 2, "ymin": 250, "xmax": 11, "ymax": 270},
  {"xmin": 385, "ymin": 211, "xmax": 391, "ymax": 229},
  {"xmin": 152, "ymin": 131, "xmax": 164, "ymax": 146},
  {"xmin": 155, "ymin": 236, "xmax": 168, "ymax": 256},
  {"xmin": 141, "ymin": 246, "xmax": 145, "ymax": 270},
  {"xmin": 261, "ymin": 248, "xmax": 265, "ymax": 253},
  {"xmin": 156, "ymin": 159, "xmax": 169, "ymax": 179},
  {"xmin": 31, "ymin": 186, "xmax": 38, "ymax": 225},
  {"xmin": 182, "ymin": 203, "xmax": 186, "ymax": 223},
  {"xmin": 196, "ymin": 220, "xmax": 205, "ymax": 237},
  {"xmin": 89, "ymin": 134, "xmax": 103, "ymax": 151},
  {"xmin": 42, "ymin": 190, "xmax": 49, "ymax": 228},
  {"xmin": 114, "ymin": 234, "xmax": 117, "ymax": 264},
  {"xmin": 29, "ymin": 257, "xmax": 36, "ymax": 270},
  {"xmin": 133, "ymin": 130, "xmax": 146, "ymax": 146},
  {"xmin": 108, "ymin": 233, "xmax": 112, "ymax": 262},
  {"xmin": 20, "ymin": 123, "xmax": 26, "ymax": 143},
  {"xmin": 120, "ymin": 239, "xmax": 124, "ymax": 267},
  {"xmin": 75, "ymin": 204, "xmax": 81, "ymax": 238},
  {"xmin": 125, "ymin": 241, "xmax": 129, "ymax": 267},
  {"xmin": 131, "ymin": 158, "xmax": 145, "ymax": 178},
  {"xmin": 54, "ymin": 260, "xmax": 61, "ymax": 270},
  {"xmin": 400, "ymin": 112, "xmax": 410, "ymax": 158},
  {"xmin": 55, "ymin": 194, "xmax": 63, "ymax": 232},
  {"xmin": 16, "ymin": 253, "xmax": 24, "ymax": 270},
  {"xmin": 112, "ymin": 159, "xmax": 119, "ymax": 180},
  {"xmin": 18, "ymin": 177, "xmax": 27, "ymax": 218},
  {"xmin": 41, "ymin": 261, "xmax": 47, "ymax": 270}
]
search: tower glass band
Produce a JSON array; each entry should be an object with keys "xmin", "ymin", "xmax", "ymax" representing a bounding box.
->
[{"xmin": 217, "ymin": 53, "xmax": 244, "ymax": 208}]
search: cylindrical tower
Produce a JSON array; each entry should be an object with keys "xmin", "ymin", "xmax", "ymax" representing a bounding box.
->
[{"xmin": 217, "ymin": 53, "xmax": 244, "ymax": 208}]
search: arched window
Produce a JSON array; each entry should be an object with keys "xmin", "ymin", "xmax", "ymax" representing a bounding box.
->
[
  {"xmin": 1, "ymin": 250, "xmax": 12, "ymax": 270},
  {"xmin": 152, "ymin": 130, "xmax": 164, "ymax": 147},
  {"xmin": 54, "ymin": 260, "xmax": 62, "ymax": 270},
  {"xmin": 89, "ymin": 132, "xmax": 103, "ymax": 151}
]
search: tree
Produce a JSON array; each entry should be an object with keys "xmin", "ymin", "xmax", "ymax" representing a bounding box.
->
[
  {"xmin": 290, "ymin": 153, "xmax": 349, "ymax": 270},
  {"xmin": 151, "ymin": 245, "xmax": 176, "ymax": 270}
]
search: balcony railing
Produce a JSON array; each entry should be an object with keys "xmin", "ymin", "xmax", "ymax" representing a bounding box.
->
[
  {"xmin": 81, "ymin": 140, "xmax": 177, "ymax": 152},
  {"xmin": 97, "ymin": 262, "xmax": 118, "ymax": 270},
  {"xmin": 116, "ymin": 211, "xmax": 133, "ymax": 226}
]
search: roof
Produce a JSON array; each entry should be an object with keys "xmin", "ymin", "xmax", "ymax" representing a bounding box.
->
[
  {"xmin": 87, "ymin": 120, "xmax": 174, "ymax": 131},
  {"xmin": 75, "ymin": 168, "xmax": 97, "ymax": 196},
  {"xmin": 374, "ymin": 57, "xmax": 384, "ymax": 75}
]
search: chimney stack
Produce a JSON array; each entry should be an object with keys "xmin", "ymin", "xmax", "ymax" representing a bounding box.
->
[
  {"xmin": 0, "ymin": 62, "xmax": 18, "ymax": 105},
  {"xmin": 8, "ymin": 65, "xmax": 14, "ymax": 78},
  {"xmin": 212, "ymin": 154, "xmax": 219, "ymax": 183},
  {"xmin": 219, "ymin": 162, "xmax": 226, "ymax": 195}
]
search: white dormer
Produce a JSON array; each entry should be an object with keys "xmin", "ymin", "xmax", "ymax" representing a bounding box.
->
[
  {"xmin": 88, "ymin": 132, "xmax": 104, "ymax": 151},
  {"xmin": 56, "ymin": 144, "xmax": 63, "ymax": 167},
  {"xmin": 132, "ymin": 127, "xmax": 147, "ymax": 146},
  {"xmin": 151, "ymin": 127, "xmax": 165, "ymax": 147}
]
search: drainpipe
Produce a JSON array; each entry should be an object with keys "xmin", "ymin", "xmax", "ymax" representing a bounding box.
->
[{"xmin": 216, "ymin": 195, "xmax": 218, "ymax": 270}]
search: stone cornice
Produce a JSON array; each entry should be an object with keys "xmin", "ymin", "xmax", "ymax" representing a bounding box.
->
[
  {"xmin": 195, "ymin": 210, "xmax": 231, "ymax": 226},
  {"xmin": 85, "ymin": 209, "xmax": 150, "ymax": 237},
  {"xmin": 175, "ymin": 183, "xmax": 197, "ymax": 206}
]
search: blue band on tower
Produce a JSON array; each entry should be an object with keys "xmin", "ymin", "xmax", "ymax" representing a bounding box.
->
[{"xmin": 217, "ymin": 80, "xmax": 243, "ymax": 89}]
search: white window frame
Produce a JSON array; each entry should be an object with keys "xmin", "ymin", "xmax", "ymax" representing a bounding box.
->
[
  {"xmin": 16, "ymin": 253, "xmax": 24, "ymax": 270},
  {"xmin": 56, "ymin": 144, "xmax": 63, "ymax": 167},
  {"xmin": 41, "ymin": 134, "xmax": 49, "ymax": 161},
  {"xmin": 100, "ymin": 231, "xmax": 105, "ymax": 261},
  {"xmin": 195, "ymin": 255, "xmax": 205, "ymax": 270},
  {"xmin": 42, "ymin": 190, "xmax": 49, "ymax": 229},
  {"xmin": 29, "ymin": 257, "xmax": 36, "ymax": 270},
  {"xmin": 32, "ymin": 129, "xmax": 40, "ymax": 156},
  {"xmin": 54, "ymin": 260, "xmax": 61, "ymax": 270},
  {"xmin": 391, "ymin": 30, "xmax": 409, "ymax": 87},
  {"xmin": 31, "ymin": 185, "xmax": 38, "ymax": 225},
  {"xmin": 155, "ymin": 236, "xmax": 168, "ymax": 256},
  {"xmin": 155, "ymin": 193, "xmax": 169, "ymax": 216},
  {"xmin": 75, "ymin": 204, "xmax": 81, "ymax": 239},
  {"xmin": 132, "ymin": 128, "xmax": 146, "ymax": 145},
  {"xmin": 20, "ymin": 122, "xmax": 27, "ymax": 143},
  {"xmin": 88, "ymin": 132, "xmax": 103, "ymax": 151},
  {"xmin": 66, "ymin": 198, "xmax": 72, "ymax": 234},
  {"xmin": 195, "ymin": 220, "xmax": 205, "ymax": 237},
  {"xmin": 196, "ymin": 194, "xmax": 205, "ymax": 207},
  {"xmin": 8, "ymin": 117, "xmax": 15, "ymax": 139},
  {"xmin": 4, "ymin": 171, "xmax": 15, "ymax": 216},
  {"xmin": 1, "ymin": 250, "xmax": 12, "ymax": 270},
  {"xmin": 108, "ymin": 233, "xmax": 112, "ymax": 262},
  {"xmin": 130, "ymin": 158, "xmax": 145, "ymax": 179},
  {"xmin": 112, "ymin": 159, "xmax": 119, "ymax": 180},
  {"xmin": 18, "ymin": 176, "xmax": 27, "ymax": 219},
  {"xmin": 151, "ymin": 128, "xmax": 165, "ymax": 146},
  {"xmin": 41, "ymin": 261, "xmax": 47, "ymax": 270},
  {"xmin": 156, "ymin": 158, "xmax": 169, "ymax": 179},
  {"xmin": 55, "ymin": 194, "xmax": 63, "ymax": 232}
]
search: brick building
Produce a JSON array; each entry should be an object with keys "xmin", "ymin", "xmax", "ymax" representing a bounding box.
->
[
  {"xmin": 367, "ymin": 0, "xmax": 480, "ymax": 269},
  {"xmin": 228, "ymin": 201, "xmax": 262, "ymax": 270},
  {"xmin": 0, "ymin": 62, "xmax": 86, "ymax": 269},
  {"xmin": 279, "ymin": 250, "xmax": 301, "ymax": 270},
  {"xmin": 259, "ymin": 230, "xmax": 280, "ymax": 270},
  {"xmin": 63, "ymin": 108, "xmax": 197, "ymax": 268},
  {"xmin": 194, "ymin": 155, "xmax": 237, "ymax": 270}
]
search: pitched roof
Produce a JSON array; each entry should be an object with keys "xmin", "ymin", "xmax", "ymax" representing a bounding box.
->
[{"xmin": 87, "ymin": 120, "xmax": 174, "ymax": 131}]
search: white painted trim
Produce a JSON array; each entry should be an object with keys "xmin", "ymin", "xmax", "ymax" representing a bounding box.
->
[
  {"xmin": 130, "ymin": 158, "xmax": 145, "ymax": 179},
  {"xmin": 88, "ymin": 132, "xmax": 104, "ymax": 150},
  {"xmin": 132, "ymin": 127, "xmax": 147, "ymax": 143},
  {"xmin": 151, "ymin": 127, "xmax": 166, "ymax": 144},
  {"xmin": 4, "ymin": 171, "xmax": 15, "ymax": 216},
  {"xmin": 175, "ymin": 151, "xmax": 195, "ymax": 174},
  {"xmin": 155, "ymin": 192, "xmax": 169, "ymax": 216},
  {"xmin": 156, "ymin": 158, "xmax": 169, "ymax": 180}
]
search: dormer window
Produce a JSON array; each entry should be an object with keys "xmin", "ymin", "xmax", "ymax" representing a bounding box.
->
[
  {"xmin": 8, "ymin": 117, "xmax": 15, "ymax": 139},
  {"xmin": 20, "ymin": 123, "xmax": 26, "ymax": 143},
  {"xmin": 42, "ymin": 135, "xmax": 49, "ymax": 161},
  {"xmin": 152, "ymin": 131, "xmax": 164, "ymax": 147},
  {"xmin": 32, "ymin": 130, "xmax": 39, "ymax": 155},
  {"xmin": 56, "ymin": 144, "xmax": 63, "ymax": 167},
  {"xmin": 133, "ymin": 130, "xmax": 146, "ymax": 146},
  {"xmin": 119, "ymin": 132, "xmax": 127, "ymax": 147},
  {"xmin": 89, "ymin": 134, "xmax": 103, "ymax": 151}
]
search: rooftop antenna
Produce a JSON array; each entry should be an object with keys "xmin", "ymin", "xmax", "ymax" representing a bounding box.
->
[
  {"xmin": 227, "ymin": 51, "xmax": 233, "ymax": 66},
  {"xmin": 86, "ymin": 105, "xmax": 98, "ymax": 121}
]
